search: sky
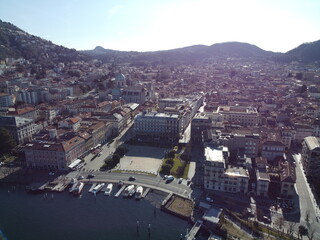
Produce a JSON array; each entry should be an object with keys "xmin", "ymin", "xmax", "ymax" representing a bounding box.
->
[{"xmin": 0, "ymin": 0, "xmax": 319, "ymax": 53}]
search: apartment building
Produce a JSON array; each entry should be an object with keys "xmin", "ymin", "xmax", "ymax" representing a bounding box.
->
[
  {"xmin": 24, "ymin": 136, "xmax": 85, "ymax": 170},
  {"xmin": 215, "ymin": 106, "xmax": 259, "ymax": 126},
  {"xmin": 203, "ymin": 145, "xmax": 249, "ymax": 194},
  {"xmin": 301, "ymin": 136, "xmax": 320, "ymax": 179},
  {"xmin": 191, "ymin": 113, "xmax": 212, "ymax": 142},
  {"xmin": 261, "ymin": 140, "xmax": 285, "ymax": 162},
  {"xmin": 0, "ymin": 93, "xmax": 14, "ymax": 107},
  {"xmin": 0, "ymin": 116, "xmax": 37, "ymax": 144}
]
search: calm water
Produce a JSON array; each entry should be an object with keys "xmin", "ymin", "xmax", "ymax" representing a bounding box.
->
[{"xmin": 0, "ymin": 184, "xmax": 208, "ymax": 240}]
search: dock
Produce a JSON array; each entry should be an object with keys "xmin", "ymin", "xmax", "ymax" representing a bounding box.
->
[
  {"xmin": 114, "ymin": 185, "xmax": 126, "ymax": 198},
  {"xmin": 88, "ymin": 183, "xmax": 97, "ymax": 193},
  {"xmin": 185, "ymin": 221, "xmax": 202, "ymax": 240},
  {"xmin": 161, "ymin": 192, "xmax": 173, "ymax": 206},
  {"xmin": 141, "ymin": 187, "xmax": 150, "ymax": 198}
]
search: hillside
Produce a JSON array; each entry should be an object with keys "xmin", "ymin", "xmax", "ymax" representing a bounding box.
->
[
  {"xmin": 285, "ymin": 40, "xmax": 320, "ymax": 63},
  {"xmin": 0, "ymin": 20, "xmax": 90, "ymax": 65},
  {"xmin": 83, "ymin": 42, "xmax": 277, "ymax": 65}
]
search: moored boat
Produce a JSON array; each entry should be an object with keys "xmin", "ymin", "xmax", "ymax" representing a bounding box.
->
[
  {"xmin": 73, "ymin": 182, "xmax": 84, "ymax": 195},
  {"xmin": 69, "ymin": 181, "xmax": 79, "ymax": 193},
  {"xmin": 92, "ymin": 183, "xmax": 105, "ymax": 194},
  {"xmin": 104, "ymin": 183, "xmax": 113, "ymax": 196},
  {"xmin": 123, "ymin": 185, "xmax": 134, "ymax": 197},
  {"xmin": 88, "ymin": 183, "xmax": 97, "ymax": 193},
  {"xmin": 135, "ymin": 186, "xmax": 143, "ymax": 199}
]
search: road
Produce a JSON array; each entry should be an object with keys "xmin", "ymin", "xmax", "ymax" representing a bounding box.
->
[
  {"xmin": 293, "ymin": 153, "xmax": 320, "ymax": 238},
  {"xmin": 67, "ymin": 170, "xmax": 193, "ymax": 198}
]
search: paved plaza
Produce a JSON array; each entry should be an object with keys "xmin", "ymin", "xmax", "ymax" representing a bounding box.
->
[{"xmin": 118, "ymin": 145, "xmax": 167, "ymax": 175}]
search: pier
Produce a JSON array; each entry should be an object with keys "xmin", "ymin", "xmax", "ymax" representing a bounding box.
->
[
  {"xmin": 114, "ymin": 185, "xmax": 126, "ymax": 198},
  {"xmin": 185, "ymin": 221, "xmax": 202, "ymax": 240},
  {"xmin": 141, "ymin": 187, "xmax": 150, "ymax": 198},
  {"xmin": 88, "ymin": 183, "xmax": 97, "ymax": 193}
]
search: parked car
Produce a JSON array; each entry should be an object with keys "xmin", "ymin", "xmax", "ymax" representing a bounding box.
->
[
  {"xmin": 87, "ymin": 173, "xmax": 95, "ymax": 179},
  {"xmin": 78, "ymin": 175, "xmax": 84, "ymax": 180},
  {"xmin": 166, "ymin": 175, "xmax": 174, "ymax": 182},
  {"xmin": 206, "ymin": 197, "xmax": 213, "ymax": 203},
  {"xmin": 128, "ymin": 176, "xmax": 136, "ymax": 181},
  {"xmin": 178, "ymin": 178, "xmax": 183, "ymax": 184},
  {"xmin": 163, "ymin": 175, "xmax": 168, "ymax": 180}
]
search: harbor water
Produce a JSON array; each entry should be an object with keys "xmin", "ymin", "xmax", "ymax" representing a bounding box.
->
[{"xmin": 0, "ymin": 184, "xmax": 208, "ymax": 240}]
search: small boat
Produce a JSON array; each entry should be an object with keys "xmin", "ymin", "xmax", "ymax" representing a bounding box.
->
[
  {"xmin": 128, "ymin": 186, "xmax": 136, "ymax": 197},
  {"xmin": 92, "ymin": 183, "xmax": 105, "ymax": 194},
  {"xmin": 104, "ymin": 183, "xmax": 113, "ymax": 196},
  {"xmin": 123, "ymin": 185, "xmax": 135, "ymax": 197},
  {"xmin": 88, "ymin": 183, "xmax": 97, "ymax": 193},
  {"xmin": 69, "ymin": 182, "xmax": 79, "ymax": 193},
  {"xmin": 73, "ymin": 182, "xmax": 84, "ymax": 195},
  {"xmin": 135, "ymin": 186, "xmax": 143, "ymax": 199}
]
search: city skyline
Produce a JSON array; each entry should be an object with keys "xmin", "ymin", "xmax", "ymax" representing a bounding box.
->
[{"xmin": 0, "ymin": 0, "xmax": 319, "ymax": 53}]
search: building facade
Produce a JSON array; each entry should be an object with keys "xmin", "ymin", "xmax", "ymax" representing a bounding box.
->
[{"xmin": 301, "ymin": 136, "xmax": 320, "ymax": 179}]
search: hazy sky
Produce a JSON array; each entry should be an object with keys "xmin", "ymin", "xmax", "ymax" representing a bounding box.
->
[{"xmin": 0, "ymin": 0, "xmax": 319, "ymax": 52}]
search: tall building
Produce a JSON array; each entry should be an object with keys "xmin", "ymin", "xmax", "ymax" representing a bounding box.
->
[
  {"xmin": 203, "ymin": 144, "xmax": 249, "ymax": 194},
  {"xmin": 301, "ymin": 136, "xmax": 320, "ymax": 179},
  {"xmin": 134, "ymin": 111, "xmax": 181, "ymax": 142}
]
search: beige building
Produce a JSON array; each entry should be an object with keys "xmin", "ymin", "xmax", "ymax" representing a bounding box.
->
[
  {"xmin": 24, "ymin": 136, "xmax": 85, "ymax": 170},
  {"xmin": 215, "ymin": 106, "xmax": 259, "ymax": 126}
]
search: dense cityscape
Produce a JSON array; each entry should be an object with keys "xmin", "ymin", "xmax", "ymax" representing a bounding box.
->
[{"xmin": 1, "ymin": 18, "xmax": 320, "ymax": 240}]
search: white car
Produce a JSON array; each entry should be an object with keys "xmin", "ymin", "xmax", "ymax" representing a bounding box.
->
[
  {"xmin": 49, "ymin": 172, "xmax": 55, "ymax": 176},
  {"xmin": 178, "ymin": 178, "xmax": 183, "ymax": 184},
  {"xmin": 206, "ymin": 197, "xmax": 213, "ymax": 203}
]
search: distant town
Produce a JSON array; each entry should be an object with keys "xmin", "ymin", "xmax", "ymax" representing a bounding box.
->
[{"xmin": 1, "ymin": 21, "xmax": 320, "ymax": 240}]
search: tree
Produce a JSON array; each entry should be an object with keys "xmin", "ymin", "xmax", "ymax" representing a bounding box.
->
[
  {"xmin": 0, "ymin": 128, "xmax": 16, "ymax": 155},
  {"xmin": 115, "ymin": 145, "xmax": 127, "ymax": 157},
  {"xmin": 112, "ymin": 153, "xmax": 120, "ymax": 163},
  {"xmin": 298, "ymin": 225, "xmax": 308, "ymax": 238},
  {"xmin": 160, "ymin": 164, "xmax": 172, "ymax": 175}
]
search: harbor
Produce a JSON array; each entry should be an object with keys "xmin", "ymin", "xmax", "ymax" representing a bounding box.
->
[{"xmin": 0, "ymin": 184, "xmax": 210, "ymax": 240}]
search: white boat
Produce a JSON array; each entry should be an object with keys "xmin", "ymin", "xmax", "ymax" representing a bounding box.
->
[
  {"xmin": 88, "ymin": 183, "xmax": 97, "ymax": 193},
  {"xmin": 69, "ymin": 182, "xmax": 79, "ymax": 193},
  {"xmin": 128, "ymin": 186, "xmax": 136, "ymax": 197},
  {"xmin": 73, "ymin": 182, "xmax": 84, "ymax": 195},
  {"xmin": 104, "ymin": 183, "xmax": 113, "ymax": 196},
  {"xmin": 92, "ymin": 183, "xmax": 105, "ymax": 194},
  {"xmin": 123, "ymin": 185, "xmax": 135, "ymax": 197},
  {"xmin": 135, "ymin": 186, "xmax": 143, "ymax": 199}
]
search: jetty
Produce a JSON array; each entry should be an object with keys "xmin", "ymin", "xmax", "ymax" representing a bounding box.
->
[
  {"xmin": 114, "ymin": 185, "xmax": 126, "ymax": 198},
  {"xmin": 141, "ymin": 187, "xmax": 150, "ymax": 198},
  {"xmin": 185, "ymin": 221, "xmax": 202, "ymax": 240},
  {"xmin": 88, "ymin": 183, "xmax": 97, "ymax": 193}
]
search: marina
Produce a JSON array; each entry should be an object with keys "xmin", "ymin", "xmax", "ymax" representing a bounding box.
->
[{"xmin": 0, "ymin": 184, "xmax": 210, "ymax": 240}]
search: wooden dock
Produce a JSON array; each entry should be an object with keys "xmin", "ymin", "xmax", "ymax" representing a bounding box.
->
[
  {"xmin": 185, "ymin": 221, "xmax": 202, "ymax": 240},
  {"xmin": 141, "ymin": 187, "xmax": 150, "ymax": 198},
  {"xmin": 114, "ymin": 185, "xmax": 126, "ymax": 198}
]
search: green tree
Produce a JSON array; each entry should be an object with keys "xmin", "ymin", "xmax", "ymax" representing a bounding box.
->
[
  {"xmin": 112, "ymin": 153, "xmax": 120, "ymax": 163},
  {"xmin": 115, "ymin": 145, "xmax": 127, "ymax": 157},
  {"xmin": 0, "ymin": 128, "xmax": 16, "ymax": 155},
  {"xmin": 160, "ymin": 164, "xmax": 172, "ymax": 175}
]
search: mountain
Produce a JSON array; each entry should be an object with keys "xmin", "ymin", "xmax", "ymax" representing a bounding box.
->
[
  {"xmin": 0, "ymin": 19, "xmax": 90, "ymax": 65},
  {"xmin": 83, "ymin": 42, "xmax": 276, "ymax": 65},
  {"xmin": 285, "ymin": 40, "xmax": 320, "ymax": 63}
]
